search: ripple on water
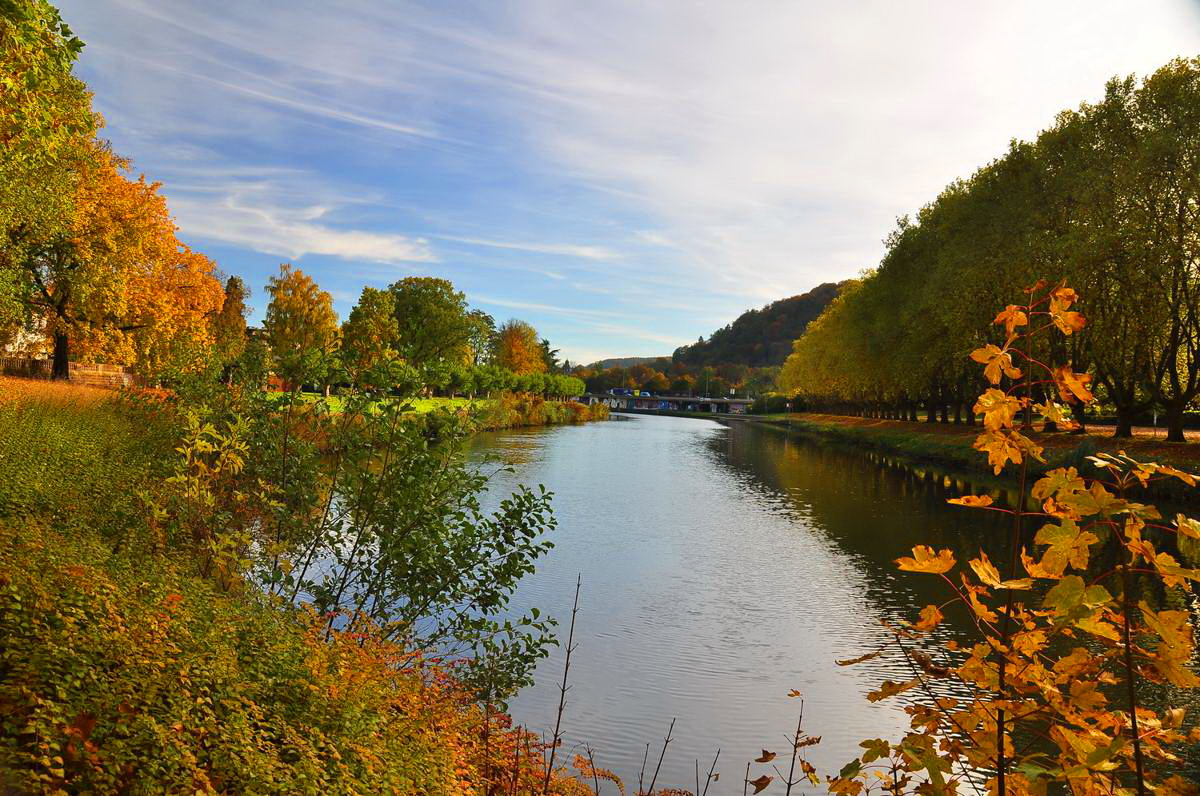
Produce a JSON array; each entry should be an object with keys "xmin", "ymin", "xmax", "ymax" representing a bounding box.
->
[{"xmin": 471, "ymin": 416, "xmax": 982, "ymax": 787}]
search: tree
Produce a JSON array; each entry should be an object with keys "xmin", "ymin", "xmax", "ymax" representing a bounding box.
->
[
  {"xmin": 11, "ymin": 146, "xmax": 224, "ymax": 378},
  {"xmin": 642, "ymin": 371, "xmax": 669, "ymax": 393},
  {"xmin": 263, "ymin": 264, "xmax": 338, "ymax": 390},
  {"xmin": 388, "ymin": 277, "xmax": 472, "ymax": 369},
  {"xmin": 466, "ymin": 309, "xmax": 495, "ymax": 367},
  {"xmin": 492, "ymin": 319, "xmax": 545, "ymax": 375},
  {"xmin": 539, "ymin": 338, "xmax": 560, "ymax": 373},
  {"xmin": 212, "ymin": 276, "xmax": 248, "ymax": 383},
  {"xmin": 340, "ymin": 286, "xmax": 398, "ymax": 382}
]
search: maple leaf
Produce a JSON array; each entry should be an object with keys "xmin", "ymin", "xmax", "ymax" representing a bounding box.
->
[
  {"xmin": 969, "ymin": 551, "xmax": 1033, "ymax": 589},
  {"xmin": 971, "ymin": 344, "xmax": 1022, "ymax": 385},
  {"xmin": 897, "ymin": 545, "xmax": 955, "ymax": 574},
  {"xmin": 755, "ymin": 750, "xmax": 776, "ymax": 763},
  {"xmin": 993, "ymin": 304, "xmax": 1028, "ymax": 337},
  {"xmin": 1176, "ymin": 514, "xmax": 1200, "ymax": 540},
  {"xmin": 973, "ymin": 388, "xmax": 1024, "ymax": 431},
  {"xmin": 1052, "ymin": 365, "xmax": 1094, "ymax": 404},
  {"xmin": 749, "ymin": 774, "xmax": 773, "ymax": 793},
  {"xmin": 836, "ymin": 649, "xmax": 884, "ymax": 666},
  {"xmin": 1043, "ymin": 575, "xmax": 1111, "ymax": 627},
  {"xmin": 1141, "ymin": 603, "xmax": 1200, "ymax": 687},
  {"xmin": 947, "ymin": 494, "xmax": 993, "ymax": 508},
  {"xmin": 867, "ymin": 678, "xmax": 920, "ymax": 702},
  {"xmin": 973, "ymin": 428, "xmax": 1043, "ymax": 475},
  {"xmin": 913, "ymin": 604, "xmax": 944, "ymax": 632},
  {"xmin": 1033, "ymin": 519, "xmax": 1099, "ymax": 576}
]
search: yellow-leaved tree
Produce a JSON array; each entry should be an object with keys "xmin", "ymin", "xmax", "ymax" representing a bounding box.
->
[{"xmin": 831, "ymin": 281, "xmax": 1200, "ymax": 796}]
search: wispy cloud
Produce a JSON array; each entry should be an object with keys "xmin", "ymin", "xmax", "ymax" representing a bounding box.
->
[
  {"xmin": 433, "ymin": 235, "xmax": 618, "ymax": 261},
  {"xmin": 60, "ymin": 0, "xmax": 1200, "ymax": 361}
]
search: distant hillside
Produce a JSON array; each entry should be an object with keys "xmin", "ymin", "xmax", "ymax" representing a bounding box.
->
[
  {"xmin": 587, "ymin": 355, "xmax": 670, "ymax": 370},
  {"xmin": 673, "ymin": 281, "xmax": 845, "ymax": 367}
]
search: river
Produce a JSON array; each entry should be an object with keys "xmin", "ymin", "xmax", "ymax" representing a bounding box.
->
[{"xmin": 469, "ymin": 412, "xmax": 1193, "ymax": 788}]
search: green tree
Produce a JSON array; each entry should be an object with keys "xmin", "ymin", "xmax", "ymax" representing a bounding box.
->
[
  {"xmin": 388, "ymin": 277, "xmax": 472, "ymax": 369},
  {"xmin": 340, "ymin": 286, "xmax": 398, "ymax": 383},
  {"xmin": 212, "ymin": 276, "xmax": 248, "ymax": 384}
]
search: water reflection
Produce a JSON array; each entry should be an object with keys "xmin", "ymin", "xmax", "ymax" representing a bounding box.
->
[{"xmin": 469, "ymin": 414, "xmax": 1196, "ymax": 786}]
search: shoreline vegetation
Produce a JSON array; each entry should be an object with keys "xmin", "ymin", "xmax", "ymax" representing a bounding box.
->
[{"xmin": 743, "ymin": 412, "xmax": 1200, "ymax": 500}]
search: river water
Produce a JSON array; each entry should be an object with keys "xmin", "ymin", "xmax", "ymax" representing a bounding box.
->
[{"xmin": 468, "ymin": 413, "xmax": 1190, "ymax": 788}]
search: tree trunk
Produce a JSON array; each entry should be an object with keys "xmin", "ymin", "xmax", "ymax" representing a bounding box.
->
[
  {"xmin": 926, "ymin": 401, "xmax": 936, "ymax": 423},
  {"xmin": 1070, "ymin": 402, "xmax": 1087, "ymax": 435},
  {"xmin": 1165, "ymin": 403, "xmax": 1187, "ymax": 443},
  {"xmin": 953, "ymin": 402, "xmax": 962, "ymax": 424},
  {"xmin": 939, "ymin": 404, "xmax": 949, "ymax": 423},
  {"xmin": 1114, "ymin": 407, "xmax": 1135, "ymax": 439},
  {"xmin": 51, "ymin": 331, "xmax": 70, "ymax": 380}
]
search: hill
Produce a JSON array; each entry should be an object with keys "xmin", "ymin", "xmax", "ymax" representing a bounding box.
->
[
  {"xmin": 672, "ymin": 281, "xmax": 845, "ymax": 367},
  {"xmin": 587, "ymin": 355, "xmax": 670, "ymax": 370}
]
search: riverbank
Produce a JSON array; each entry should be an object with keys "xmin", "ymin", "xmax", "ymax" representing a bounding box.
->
[
  {"xmin": 746, "ymin": 412, "xmax": 1200, "ymax": 500},
  {"xmin": 287, "ymin": 390, "xmax": 609, "ymax": 430}
]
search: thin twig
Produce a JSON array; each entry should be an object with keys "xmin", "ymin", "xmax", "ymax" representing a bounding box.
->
[
  {"xmin": 701, "ymin": 748, "xmax": 720, "ymax": 796},
  {"xmin": 646, "ymin": 717, "xmax": 675, "ymax": 795},
  {"xmin": 542, "ymin": 574, "xmax": 582, "ymax": 795}
]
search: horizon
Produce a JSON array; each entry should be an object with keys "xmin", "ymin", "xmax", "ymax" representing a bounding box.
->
[{"xmin": 59, "ymin": 0, "xmax": 1200, "ymax": 363}]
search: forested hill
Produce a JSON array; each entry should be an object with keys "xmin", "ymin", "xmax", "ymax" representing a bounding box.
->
[
  {"xmin": 672, "ymin": 281, "xmax": 845, "ymax": 367},
  {"xmin": 587, "ymin": 355, "xmax": 669, "ymax": 369}
]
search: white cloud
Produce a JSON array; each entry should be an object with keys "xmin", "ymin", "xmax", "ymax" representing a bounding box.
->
[
  {"xmin": 434, "ymin": 235, "xmax": 618, "ymax": 261},
  {"xmin": 166, "ymin": 178, "xmax": 436, "ymax": 265}
]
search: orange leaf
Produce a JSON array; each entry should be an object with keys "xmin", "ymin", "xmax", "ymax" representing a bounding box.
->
[
  {"xmin": 749, "ymin": 774, "xmax": 773, "ymax": 794},
  {"xmin": 755, "ymin": 750, "xmax": 776, "ymax": 763}
]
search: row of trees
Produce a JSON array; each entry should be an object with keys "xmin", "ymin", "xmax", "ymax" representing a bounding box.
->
[
  {"xmin": 569, "ymin": 357, "xmax": 778, "ymax": 398},
  {"xmin": 249, "ymin": 265, "xmax": 583, "ymax": 398},
  {"xmin": 780, "ymin": 57, "xmax": 1200, "ymax": 440},
  {"xmin": 0, "ymin": 2, "xmax": 575, "ymax": 398}
]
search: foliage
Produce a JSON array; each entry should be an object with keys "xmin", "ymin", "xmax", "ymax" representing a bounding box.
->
[
  {"xmin": 211, "ymin": 276, "xmax": 248, "ymax": 383},
  {"xmin": 0, "ymin": 0, "xmax": 95, "ymax": 273},
  {"xmin": 674, "ymin": 281, "xmax": 844, "ymax": 367},
  {"xmin": 263, "ymin": 263, "xmax": 339, "ymax": 390},
  {"xmin": 830, "ymin": 283, "xmax": 1200, "ymax": 795},
  {"xmin": 8, "ymin": 145, "xmax": 225, "ymax": 378},
  {"xmin": 781, "ymin": 59, "xmax": 1200, "ymax": 441},
  {"xmin": 388, "ymin": 276, "xmax": 474, "ymax": 369},
  {"xmin": 493, "ymin": 318, "xmax": 547, "ymax": 375},
  {"xmin": 0, "ymin": 376, "xmax": 594, "ymax": 794}
]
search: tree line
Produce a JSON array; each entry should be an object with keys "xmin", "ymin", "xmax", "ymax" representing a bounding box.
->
[
  {"xmin": 0, "ymin": 1, "xmax": 580, "ymax": 401},
  {"xmin": 780, "ymin": 57, "xmax": 1200, "ymax": 441},
  {"xmin": 233, "ymin": 265, "xmax": 586, "ymax": 399}
]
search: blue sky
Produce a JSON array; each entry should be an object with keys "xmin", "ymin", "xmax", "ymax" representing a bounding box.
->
[{"xmin": 59, "ymin": 0, "xmax": 1200, "ymax": 364}]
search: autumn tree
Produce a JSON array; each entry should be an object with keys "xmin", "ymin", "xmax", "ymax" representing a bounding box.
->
[
  {"xmin": 492, "ymin": 319, "xmax": 545, "ymax": 375},
  {"xmin": 263, "ymin": 264, "xmax": 338, "ymax": 390},
  {"xmin": 387, "ymin": 276, "xmax": 472, "ymax": 369},
  {"xmin": 211, "ymin": 275, "xmax": 248, "ymax": 383},
  {"xmin": 340, "ymin": 286, "xmax": 398, "ymax": 382},
  {"xmin": 9, "ymin": 146, "xmax": 224, "ymax": 378}
]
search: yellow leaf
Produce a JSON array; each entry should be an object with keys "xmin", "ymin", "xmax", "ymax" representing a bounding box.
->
[
  {"xmin": 913, "ymin": 604, "xmax": 944, "ymax": 632},
  {"xmin": 973, "ymin": 388, "xmax": 1023, "ymax": 431},
  {"xmin": 947, "ymin": 494, "xmax": 993, "ymax": 508},
  {"xmin": 897, "ymin": 545, "xmax": 955, "ymax": 575},
  {"xmin": 1052, "ymin": 365, "xmax": 1094, "ymax": 404},
  {"xmin": 971, "ymin": 344, "xmax": 1022, "ymax": 385}
]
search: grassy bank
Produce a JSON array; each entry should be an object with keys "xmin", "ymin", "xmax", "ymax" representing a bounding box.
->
[
  {"xmin": 291, "ymin": 391, "xmax": 609, "ymax": 430},
  {"xmin": 0, "ymin": 378, "xmax": 533, "ymax": 793},
  {"xmin": 751, "ymin": 412, "xmax": 1200, "ymax": 500}
]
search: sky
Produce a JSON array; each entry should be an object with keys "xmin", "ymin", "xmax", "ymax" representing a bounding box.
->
[{"xmin": 59, "ymin": 0, "xmax": 1200, "ymax": 365}]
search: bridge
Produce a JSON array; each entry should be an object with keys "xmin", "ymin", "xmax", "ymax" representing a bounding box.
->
[{"xmin": 581, "ymin": 392, "xmax": 755, "ymax": 414}]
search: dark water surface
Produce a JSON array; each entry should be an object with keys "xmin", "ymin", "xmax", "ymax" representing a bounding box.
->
[{"xmin": 466, "ymin": 413, "xmax": 1154, "ymax": 787}]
